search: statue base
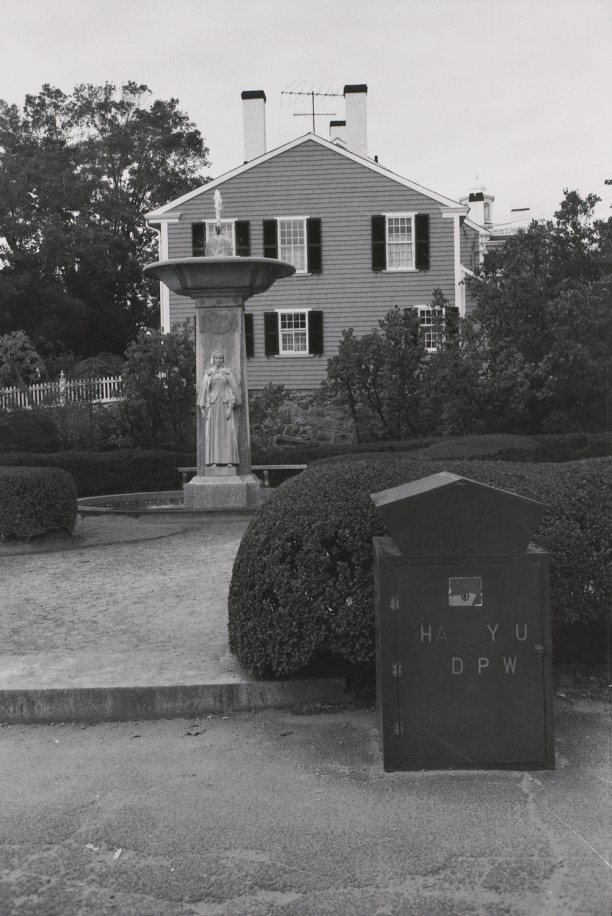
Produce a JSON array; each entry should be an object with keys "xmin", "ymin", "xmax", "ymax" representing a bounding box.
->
[{"xmin": 183, "ymin": 474, "xmax": 263, "ymax": 510}]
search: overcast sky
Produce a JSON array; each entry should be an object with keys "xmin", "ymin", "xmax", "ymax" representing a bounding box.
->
[{"xmin": 1, "ymin": 0, "xmax": 610, "ymax": 225}]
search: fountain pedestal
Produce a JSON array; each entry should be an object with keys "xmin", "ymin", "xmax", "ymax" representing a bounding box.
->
[{"xmin": 143, "ymin": 256, "xmax": 296, "ymax": 510}]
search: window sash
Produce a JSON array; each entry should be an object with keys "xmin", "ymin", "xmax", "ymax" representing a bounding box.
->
[
  {"xmin": 278, "ymin": 219, "xmax": 307, "ymax": 272},
  {"xmin": 386, "ymin": 216, "xmax": 414, "ymax": 269},
  {"xmin": 279, "ymin": 311, "xmax": 308, "ymax": 353},
  {"xmin": 417, "ymin": 306, "xmax": 444, "ymax": 350},
  {"xmin": 205, "ymin": 220, "xmax": 235, "ymax": 254}
]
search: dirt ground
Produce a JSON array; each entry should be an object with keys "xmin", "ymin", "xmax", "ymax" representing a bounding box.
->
[{"xmin": 0, "ymin": 514, "xmax": 250, "ymax": 658}]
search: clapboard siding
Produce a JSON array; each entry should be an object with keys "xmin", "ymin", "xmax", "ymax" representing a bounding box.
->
[{"xmin": 161, "ymin": 140, "xmax": 460, "ymax": 389}]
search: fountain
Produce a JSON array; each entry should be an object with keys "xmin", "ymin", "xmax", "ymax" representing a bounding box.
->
[{"xmin": 143, "ymin": 192, "xmax": 296, "ymax": 510}]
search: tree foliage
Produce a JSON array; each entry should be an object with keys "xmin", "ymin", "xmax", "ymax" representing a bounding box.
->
[
  {"xmin": 324, "ymin": 191, "xmax": 611, "ymax": 438},
  {"xmin": 0, "ymin": 331, "xmax": 45, "ymax": 386},
  {"xmin": 322, "ymin": 292, "xmax": 449, "ymax": 441},
  {"xmin": 462, "ymin": 190, "xmax": 612, "ymax": 432},
  {"xmin": 0, "ymin": 82, "xmax": 210, "ymax": 360},
  {"xmin": 119, "ymin": 323, "xmax": 196, "ymax": 451}
]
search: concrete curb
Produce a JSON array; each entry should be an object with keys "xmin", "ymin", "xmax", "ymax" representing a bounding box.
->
[{"xmin": 0, "ymin": 678, "xmax": 349, "ymax": 724}]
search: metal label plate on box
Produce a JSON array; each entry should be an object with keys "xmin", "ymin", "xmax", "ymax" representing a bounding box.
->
[{"xmin": 448, "ymin": 576, "xmax": 483, "ymax": 606}]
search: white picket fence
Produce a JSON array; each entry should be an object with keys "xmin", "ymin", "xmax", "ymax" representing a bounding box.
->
[{"xmin": 0, "ymin": 372, "xmax": 124, "ymax": 411}]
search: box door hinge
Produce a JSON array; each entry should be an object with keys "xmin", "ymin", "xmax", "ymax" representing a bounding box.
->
[
  {"xmin": 392, "ymin": 662, "xmax": 402, "ymax": 677},
  {"xmin": 390, "ymin": 595, "xmax": 399, "ymax": 612},
  {"xmin": 394, "ymin": 720, "xmax": 404, "ymax": 736}
]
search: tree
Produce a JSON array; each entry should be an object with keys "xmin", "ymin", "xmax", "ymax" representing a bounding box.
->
[
  {"xmin": 119, "ymin": 323, "xmax": 196, "ymax": 450},
  {"xmin": 322, "ymin": 297, "xmax": 448, "ymax": 441},
  {"xmin": 462, "ymin": 189, "xmax": 612, "ymax": 432},
  {"xmin": 0, "ymin": 82, "xmax": 210, "ymax": 360},
  {"xmin": 0, "ymin": 331, "xmax": 45, "ymax": 387}
]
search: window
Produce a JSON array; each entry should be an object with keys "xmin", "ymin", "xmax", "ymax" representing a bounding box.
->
[
  {"xmin": 386, "ymin": 215, "xmax": 414, "ymax": 269},
  {"xmin": 205, "ymin": 220, "xmax": 235, "ymax": 254},
  {"xmin": 191, "ymin": 221, "xmax": 250, "ymax": 257},
  {"xmin": 416, "ymin": 306, "xmax": 444, "ymax": 351},
  {"xmin": 372, "ymin": 214, "xmax": 430, "ymax": 271},
  {"xmin": 279, "ymin": 219, "xmax": 306, "ymax": 272},
  {"xmin": 262, "ymin": 218, "xmax": 322, "ymax": 273},
  {"xmin": 264, "ymin": 310, "xmax": 324, "ymax": 357}
]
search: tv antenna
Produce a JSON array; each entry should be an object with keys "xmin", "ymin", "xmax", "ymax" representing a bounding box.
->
[{"xmin": 281, "ymin": 85, "xmax": 342, "ymax": 135}]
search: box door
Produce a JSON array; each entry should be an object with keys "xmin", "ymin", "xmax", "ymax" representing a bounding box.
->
[{"xmin": 395, "ymin": 563, "xmax": 547, "ymax": 768}]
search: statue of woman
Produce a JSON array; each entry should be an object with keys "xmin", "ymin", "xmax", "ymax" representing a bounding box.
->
[{"xmin": 197, "ymin": 351, "xmax": 241, "ymax": 467}]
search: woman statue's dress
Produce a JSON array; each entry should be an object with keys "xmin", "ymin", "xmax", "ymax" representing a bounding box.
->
[{"xmin": 197, "ymin": 367, "xmax": 241, "ymax": 466}]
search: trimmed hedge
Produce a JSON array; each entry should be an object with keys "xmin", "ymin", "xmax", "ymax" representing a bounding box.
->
[
  {"xmin": 228, "ymin": 456, "xmax": 610, "ymax": 675},
  {"xmin": 252, "ymin": 432, "xmax": 609, "ymax": 468},
  {"xmin": 0, "ymin": 450, "xmax": 196, "ymax": 497},
  {"xmin": 0, "ymin": 467, "xmax": 77, "ymax": 540}
]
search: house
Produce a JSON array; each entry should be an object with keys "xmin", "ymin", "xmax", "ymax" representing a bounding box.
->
[{"xmin": 145, "ymin": 85, "xmax": 487, "ymax": 394}]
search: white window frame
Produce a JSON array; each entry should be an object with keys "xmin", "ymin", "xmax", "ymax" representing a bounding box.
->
[
  {"xmin": 415, "ymin": 305, "xmax": 444, "ymax": 352},
  {"xmin": 276, "ymin": 308, "xmax": 312, "ymax": 357},
  {"xmin": 383, "ymin": 212, "xmax": 417, "ymax": 271},
  {"xmin": 276, "ymin": 216, "xmax": 308, "ymax": 274},
  {"xmin": 205, "ymin": 219, "xmax": 236, "ymax": 254}
]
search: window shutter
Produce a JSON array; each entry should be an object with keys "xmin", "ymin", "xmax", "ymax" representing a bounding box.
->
[
  {"xmin": 264, "ymin": 311, "xmax": 279, "ymax": 356},
  {"xmin": 445, "ymin": 306, "xmax": 459, "ymax": 336},
  {"xmin": 235, "ymin": 221, "xmax": 251, "ymax": 257},
  {"xmin": 415, "ymin": 214, "xmax": 430, "ymax": 269},
  {"xmin": 371, "ymin": 215, "xmax": 386, "ymax": 271},
  {"xmin": 306, "ymin": 218, "xmax": 322, "ymax": 273},
  {"xmin": 308, "ymin": 311, "xmax": 324, "ymax": 355},
  {"xmin": 263, "ymin": 220, "xmax": 278, "ymax": 259},
  {"xmin": 192, "ymin": 223, "xmax": 206, "ymax": 257},
  {"xmin": 403, "ymin": 307, "xmax": 420, "ymax": 347},
  {"xmin": 244, "ymin": 313, "xmax": 254, "ymax": 358}
]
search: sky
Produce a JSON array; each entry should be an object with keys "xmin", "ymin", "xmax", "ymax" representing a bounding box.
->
[{"xmin": 1, "ymin": 0, "xmax": 610, "ymax": 226}]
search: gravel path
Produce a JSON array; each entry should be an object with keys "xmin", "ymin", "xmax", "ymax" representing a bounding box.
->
[{"xmin": 1, "ymin": 515, "xmax": 250, "ymax": 658}]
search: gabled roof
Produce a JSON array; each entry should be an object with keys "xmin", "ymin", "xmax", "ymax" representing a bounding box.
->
[{"xmin": 145, "ymin": 132, "xmax": 468, "ymax": 220}]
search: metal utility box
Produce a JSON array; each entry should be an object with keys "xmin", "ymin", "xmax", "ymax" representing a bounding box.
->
[{"xmin": 371, "ymin": 472, "xmax": 555, "ymax": 771}]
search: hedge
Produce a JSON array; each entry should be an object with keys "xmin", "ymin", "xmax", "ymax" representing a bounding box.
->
[
  {"xmin": 228, "ymin": 456, "xmax": 610, "ymax": 675},
  {"xmin": 0, "ymin": 467, "xmax": 77, "ymax": 540},
  {"xmin": 252, "ymin": 432, "xmax": 609, "ymax": 467},
  {"xmin": 0, "ymin": 450, "xmax": 196, "ymax": 497}
]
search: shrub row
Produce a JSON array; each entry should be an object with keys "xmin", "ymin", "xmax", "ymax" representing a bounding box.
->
[
  {"xmin": 228, "ymin": 456, "xmax": 610, "ymax": 675},
  {"xmin": 253, "ymin": 432, "xmax": 609, "ymax": 468},
  {"xmin": 0, "ymin": 467, "xmax": 77, "ymax": 540},
  {"xmin": 0, "ymin": 450, "xmax": 196, "ymax": 497}
]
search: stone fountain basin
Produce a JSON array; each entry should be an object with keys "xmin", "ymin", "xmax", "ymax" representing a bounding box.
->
[{"xmin": 144, "ymin": 257, "xmax": 296, "ymax": 300}]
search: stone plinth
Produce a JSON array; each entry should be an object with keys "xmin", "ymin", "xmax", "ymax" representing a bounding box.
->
[{"xmin": 184, "ymin": 474, "xmax": 263, "ymax": 510}]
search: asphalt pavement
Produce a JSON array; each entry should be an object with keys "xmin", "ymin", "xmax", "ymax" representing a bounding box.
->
[{"xmin": 0, "ymin": 694, "xmax": 610, "ymax": 916}]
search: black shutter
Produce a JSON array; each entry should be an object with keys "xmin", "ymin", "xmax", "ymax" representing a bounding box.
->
[
  {"xmin": 263, "ymin": 220, "xmax": 278, "ymax": 259},
  {"xmin": 445, "ymin": 306, "xmax": 459, "ymax": 337},
  {"xmin": 306, "ymin": 218, "xmax": 322, "ymax": 273},
  {"xmin": 371, "ymin": 215, "xmax": 386, "ymax": 271},
  {"xmin": 235, "ymin": 221, "xmax": 250, "ymax": 257},
  {"xmin": 403, "ymin": 307, "xmax": 420, "ymax": 347},
  {"xmin": 192, "ymin": 223, "xmax": 206, "ymax": 257},
  {"xmin": 264, "ymin": 311, "xmax": 279, "ymax": 356},
  {"xmin": 308, "ymin": 311, "xmax": 324, "ymax": 355},
  {"xmin": 244, "ymin": 313, "xmax": 254, "ymax": 358},
  {"xmin": 415, "ymin": 214, "xmax": 430, "ymax": 269}
]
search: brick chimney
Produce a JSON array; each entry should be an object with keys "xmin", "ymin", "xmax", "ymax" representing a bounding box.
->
[
  {"xmin": 329, "ymin": 120, "xmax": 347, "ymax": 147},
  {"xmin": 241, "ymin": 90, "xmax": 267, "ymax": 162},
  {"xmin": 344, "ymin": 84, "xmax": 367, "ymax": 158}
]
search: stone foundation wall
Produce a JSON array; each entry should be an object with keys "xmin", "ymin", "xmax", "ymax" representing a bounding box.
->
[{"xmin": 251, "ymin": 389, "xmax": 356, "ymax": 449}]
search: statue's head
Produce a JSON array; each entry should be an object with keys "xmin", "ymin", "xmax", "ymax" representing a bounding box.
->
[{"xmin": 211, "ymin": 350, "xmax": 225, "ymax": 367}]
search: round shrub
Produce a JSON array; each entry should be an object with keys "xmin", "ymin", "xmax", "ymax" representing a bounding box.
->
[
  {"xmin": 228, "ymin": 456, "xmax": 610, "ymax": 675},
  {"xmin": 0, "ymin": 467, "xmax": 78, "ymax": 540}
]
